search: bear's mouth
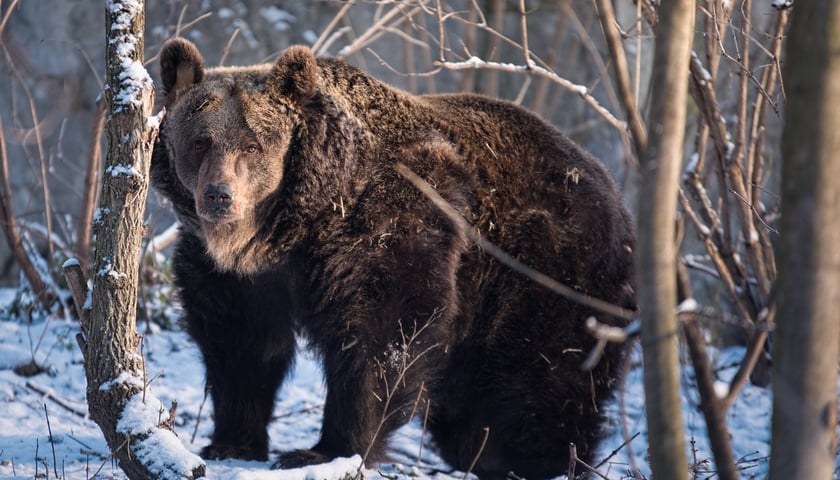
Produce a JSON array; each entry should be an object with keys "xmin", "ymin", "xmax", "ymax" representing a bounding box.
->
[
  {"xmin": 196, "ymin": 196, "xmax": 244, "ymax": 225},
  {"xmin": 198, "ymin": 208, "xmax": 238, "ymax": 225}
]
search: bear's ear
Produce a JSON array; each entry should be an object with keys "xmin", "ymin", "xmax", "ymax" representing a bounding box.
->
[
  {"xmin": 160, "ymin": 38, "xmax": 205, "ymax": 107},
  {"xmin": 267, "ymin": 45, "xmax": 318, "ymax": 105}
]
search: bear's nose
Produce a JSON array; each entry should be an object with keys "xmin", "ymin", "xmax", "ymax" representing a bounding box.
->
[{"xmin": 203, "ymin": 184, "xmax": 234, "ymax": 210}]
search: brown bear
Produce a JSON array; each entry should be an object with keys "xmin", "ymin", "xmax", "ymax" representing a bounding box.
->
[{"xmin": 151, "ymin": 37, "xmax": 635, "ymax": 479}]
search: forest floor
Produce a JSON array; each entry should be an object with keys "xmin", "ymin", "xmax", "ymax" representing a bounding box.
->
[{"xmin": 0, "ymin": 287, "xmax": 833, "ymax": 479}]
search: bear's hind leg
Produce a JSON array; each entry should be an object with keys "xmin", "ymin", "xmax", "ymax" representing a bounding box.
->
[{"xmin": 430, "ymin": 207, "xmax": 627, "ymax": 479}]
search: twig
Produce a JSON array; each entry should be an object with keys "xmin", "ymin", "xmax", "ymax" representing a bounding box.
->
[
  {"xmin": 0, "ymin": 115, "xmax": 54, "ymax": 310},
  {"xmin": 1, "ymin": 44, "xmax": 54, "ymax": 261},
  {"xmin": 681, "ymin": 313, "xmax": 739, "ymax": 479},
  {"xmin": 338, "ymin": 3, "xmax": 427, "ymax": 58},
  {"xmin": 572, "ymin": 456, "xmax": 610, "ymax": 480},
  {"xmin": 528, "ymin": 10, "xmax": 568, "ymax": 116},
  {"xmin": 680, "ymin": 180, "xmax": 754, "ymax": 327},
  {"xmin": 395, "ymin": 163, "xmax": 635, "ymax": 321},
  {"xmin": 723, "ymin": 304, "xmax": 774, "ymax": 408},
  {"xmin": 312, "ymin": 0, "xmax": 356, "ymax": 55},
  {"xmin": 140, "ymin": 335, "xmax": 148, "ymax": 403},
  {"xmin": 34, "ymin": 438, "xmax": 40, "ymax": 479},
  {"xmin": 26, "ymin": 382, "xmax": 87, "ymax": 418},
  {"xmin": 518, "ymin": 0, "xmax": 531, "ymax": 68},
  {"xmin": 568, "ymin": 443, "xmax": 577, "ymax": 479},
  {"xmin": 595, "ymin": 431, "xmax": 641, "ymax": 470},
  {"xmin": 218, "ymin": 27, "xmax": 240, "ymax": 67},
  {"xmin": 77, "ymin": 97, "xmax": 106, "ymax": 271},
  {"xmin": 174, "ymin": 11, "xmax": 212, "ymax": 39},
  {"xmin": 581, "ymin": 317, "xmax": 639, "ymax": 370},
  {"xmin": 481, "ymin": 0, "xmax": 505, "ymax": 97},
  {"xmin": 730, "ymin": 0, "xmax": 752, "ymax": 190},
  {"xmin": 745, "ymin": 6, "xmax": 788, "ymax": 284},
  {"xmin": 0, "ymin": 0, "xmax": 21, "ymax": 35},
  {"xmin": 191, "ymin": 385, "xmax": 210, "ymax": 444},
  {"xmin": 435, "ymin": 0, "xmax": 445, "ymax": 62},
  {"xmin": 463, "ymin": 426, "xmax": 490, "ymax": 479},
  {"xmin": 43, "ymin": 403, "xmax": 59, "ymax": 479},
  {"xmin": 418, "ymin": 398, "xmax": 431, "ymax": 466},
  {"xmin": 61, "ymin": 258, "xmax": 88, "ymax": 353},
  {"xmin": 145, "ymin": 221, "xmax": 180, "ymax": 256},
  {"xmin": 594, "ymin": 0, "xmax": 647, "ymax": 157}
]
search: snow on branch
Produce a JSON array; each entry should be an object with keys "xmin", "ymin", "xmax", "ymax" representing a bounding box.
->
[
  {"xmin": 107, "ymin": 0, "xmax": 153, "ymax": 112},
  {"xmin": 435, "ymin": 58, "xmax": 629, "ymax": 133},
  {"xmin": 117, "ymin": 392, "xmax": 206, "ymax": 479}
]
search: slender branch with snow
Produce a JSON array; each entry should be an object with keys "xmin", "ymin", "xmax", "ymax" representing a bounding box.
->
[{"xmin": 435, "ymin": 57, "xmax": 629, "ymax": 134}]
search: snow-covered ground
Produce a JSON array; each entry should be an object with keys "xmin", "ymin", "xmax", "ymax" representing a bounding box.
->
[{"xmin": 0, "ymin": 287, "xmax": 834, "ymax": 479}]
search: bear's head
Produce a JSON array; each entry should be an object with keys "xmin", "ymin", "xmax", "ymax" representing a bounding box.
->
[{"xmin": 157, "ymin": 38, "xmax": 319, "ymax": 273}]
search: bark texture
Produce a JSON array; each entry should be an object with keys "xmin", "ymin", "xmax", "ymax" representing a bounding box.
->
[
  {"xmin": 77, "ymin": 2, "xmax": 206, "ymax": 478},
  {"xmin": 770, "ymin": 1, "xmax": 840, "ymax": 478},
  {"xmin": 637, "ymin": 0, "xmax": 695, "ymax": 478}
]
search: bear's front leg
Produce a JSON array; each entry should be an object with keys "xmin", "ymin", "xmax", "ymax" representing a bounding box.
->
[
  {"xmin": 201, "ymin": 334, "xmax": 293, "ymax": 462},
  {"xmin": 173, "ymin": 234, "xmax": 296, "ymax": 461}
]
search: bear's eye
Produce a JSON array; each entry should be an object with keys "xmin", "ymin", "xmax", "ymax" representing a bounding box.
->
[
  {"xmin": 193, "ymin": 140, "xmax": 208, "ymax": 152},
  {"xmin": 245, "ymin": 144, "xmax": 260, "ymax": 155}
]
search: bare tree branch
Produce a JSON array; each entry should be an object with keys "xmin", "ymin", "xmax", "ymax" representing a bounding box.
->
[
  {"xmin": 594, "ymin": 0, "xmax": 648, "ymax": 157},
  {"xmin": 0, "ymin": 115, "xmax": 55, "ymax": 311}
]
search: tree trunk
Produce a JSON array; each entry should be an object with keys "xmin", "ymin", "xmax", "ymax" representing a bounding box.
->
[
  {"xmin": 66, "ymin": 2, "xmax": 206, "ymax": 478},
  {"xmin": 770, "ymin": 1, "xmax": 840, "ymax": 478},
  {"xmin": 637, "ymin": 0, "xmax": 695, "ymax": 478}
]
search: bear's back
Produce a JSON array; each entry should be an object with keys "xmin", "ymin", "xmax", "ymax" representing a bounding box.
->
[{"xmin": 416, "ymin": 93, "xmax": 626, "ymax": 229}]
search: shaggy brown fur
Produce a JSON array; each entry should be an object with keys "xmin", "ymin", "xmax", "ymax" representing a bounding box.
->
[{"xmin": 151, "ymin": 37, "xmax": 635, "ymax": 479}]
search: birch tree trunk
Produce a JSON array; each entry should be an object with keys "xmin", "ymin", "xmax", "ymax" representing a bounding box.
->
[
  {"xmin": 62, "ymin": 1, "xmax": 205, "ymax": 478},
  {"xmin": 770, "ymin": 1, "xmax": 840, "ymax": 477},
  {"xmin": 637, "ymin": 0, "xmax": 695, "ymax": 478}
]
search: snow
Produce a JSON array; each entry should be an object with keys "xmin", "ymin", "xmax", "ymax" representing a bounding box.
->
[
  {"xmin": 148, "ymin": 108, "xmax": 166, "ymax": 131},
  {"xmin": 227, "ymin": 456, "xmax": 362, "ymax": 480},
  {"xmin": 259, "ymin": 6, "xmax": 295, "ymax": 32},
  {"xmin": 61, "ymin": 258, "xmax": 80, "ymax": 269},
  {"xmin": 107, "ymin": 0, "xmax": 153, "ymax": 112},
  {"xmin": 464, "ymin": 56, "xmax": 485, "ymax": 66},
  {"xmin": 303, "ymin": 30, "xmax": 319, "ymax": 46},
  {"xmin": 105, "ymin": 163, "xmax": 143, "ymax": 179},
  {"xmin": 676, "ymin": 297, "xmax": 699, "ymax": 314},
  {"xmin": 129, "ymin": 427, "xmax": 205, "ymax": 479},
  {"xmin": 96, "ymin": 258, "xmax": 127, "ymax": 281},
  {"xmin": 99, "ymin": 371, "xmax": 144, "ymax": 392},
  {"xmin": 93, "ymin": 207, "xmax": 111, "ymax": 224},
  {"xmin": 572, "ymin": 84, "xmax": 588, "ymax": 96},
  {"xmin": 217, "ymin": 8, "xmax": 235, "ymax": 20},
  {"xmin": 0, "ymin": 289, "xmax": 837, "ymax": 479},
  {"xmin": 117, "ymin": 392, "xmax": 205, "ymax": 479}
]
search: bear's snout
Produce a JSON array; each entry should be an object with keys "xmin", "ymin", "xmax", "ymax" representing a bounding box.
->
[{"xmin": 201, "ymin": 183, "xmax": 235, "ymax": 218}]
